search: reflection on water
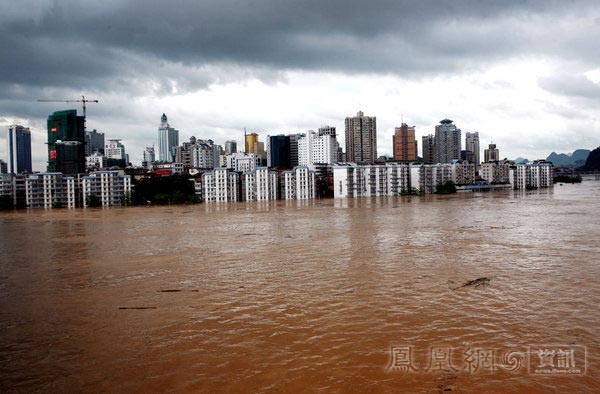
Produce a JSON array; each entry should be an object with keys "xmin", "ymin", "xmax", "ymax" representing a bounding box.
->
[{"xmin": 1, "ymin": 182, "xmax": 600, "ymax": 392}]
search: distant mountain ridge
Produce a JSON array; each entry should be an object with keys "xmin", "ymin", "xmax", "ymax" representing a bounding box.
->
[{"xmin": 546, "ymin": 149, "xmax": 590, "ymax": 167}]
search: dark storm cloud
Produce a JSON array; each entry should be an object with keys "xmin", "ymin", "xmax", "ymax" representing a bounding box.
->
[{"xmin": 1, "ymin": 0, "xmax": 599, "ymax": 96}]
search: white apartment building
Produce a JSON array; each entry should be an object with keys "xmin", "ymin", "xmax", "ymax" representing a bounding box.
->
[
  {"xmin": 334, "ymin": 163, "xmax": 463, "ymax": 197},
  {"xmin": 25, "ymin": 172, "xmax": 76, "ymax": 208},
  {"xmin": 86, "ymin": 152, "xmax": 107, "ymax": 170},
  {"xmin": 281, "ymin": 166, "xmax": 316, "ymax": 200},
  {"xmin": 226, "ymin": 153, "xmax": 261, "ymax": 172},
  {"xmin": 333, "ymin": 163, "xmax": 412, "ymax": 198},
  {"xmin": 451, "ymin": 161, "xmax": 476, "ymax": 185},
  {"xmin": 203, "ymin": 168, "xmax": 239, "ymax": 202},
  {"xmin": 81, "ymin": 170, "xmax": 132, "ymax": 207},
  {"xmin": 510, "ymin": 161, "xmax": 553, "ymax": 190},
  {"xmin": 297, "ymin": 130, "xmax": 339, "ymax": 168},
  {"xmin": 241, "ymin": 167, "xmax": 278, "ymax": 201},
  {"xmin": 480, "ymin": 161, "xmax": 511, "ymax": 184}
]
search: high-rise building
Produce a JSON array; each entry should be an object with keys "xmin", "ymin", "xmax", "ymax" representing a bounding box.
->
[
  {"xmin": 434, "ymin": 119, "xmax": 461, "ymax": 164},
  {"xmin": 191, "ymin": 139, "xmax": 219, "ymax": 170},
  {"xmin": 47, "ymin": 110, "xmax": 85, "ymax": 174},
  {"xmin": 465, "ymin": 132, "xmax": 480, "ymax": 166},
  {"xmin": 143, "ymin": 146, "xmax": 155, "ymax": 167},
  {"xmin": 393, "ymin": 123, "xmax": 417, "ymax": 161},
  {"xmin": 245, "ymin": 132, "xmax": 258, "ymax": 153},
  {"xmin": 0, "ymin": 160, "xmax": 7, "ymax": 174},
  {"xmin": 288, "ymin": 133, "xmax": 303, "ymax": 167},
  {"xmin": 484, "ymin": 143, "xmax": 500, "ymax": 162},
  {"xmin": 244, "ymin": 132, "xmax": 266, "ymax": 163},
  {"xmin": 85, "ymin": 129, "xmax": 105, "ymax": 156},
  {"xmin": 422, "ymin": 134, "xmax": 434, "ymax": 164},
  {"xmin": 460, "ymin": 150, "xmax": 475, "ymax": 163},
  {"xmin": 225, "ymin": 140, "xmax": 237, "ymax": 155},
  {"xmin": 345, "ymin": 111, "xmax": 377, "ymax": 162},
  {"xmin": 267, "ymin": 135, "xmax": 291, "ymax": 169},
  {"xmin": 157, "ymin": 113, "xmax": 179, "ymax": 162},
  {"xmin": 297, "ymin": 130, "xmax": 340, "ymax": 167},
  {"xmin": 318, "ymin": 126, "xmax": 336, "ymax": 137},
  {"xmin": 7, "ymin": 125, "xmax": 32, "ymax": 175},
  {"xmin": 105, "ymin": 139, "xmax": 126, "ymax": 161}
]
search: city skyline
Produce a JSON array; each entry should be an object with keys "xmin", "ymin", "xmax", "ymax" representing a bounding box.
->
[{"xmin": 1, "ymin": 1, "xmax": 600, "ymax": 169}]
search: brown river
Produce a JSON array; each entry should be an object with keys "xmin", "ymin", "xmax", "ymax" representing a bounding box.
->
[{"xmin": 1, "ymin": 181, "xmax": 599, "ymax": 393}]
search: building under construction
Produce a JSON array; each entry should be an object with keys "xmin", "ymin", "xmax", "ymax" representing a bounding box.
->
[{"xmin": 47, "ymin": 110, "xmax": 85, "ymax": 174}]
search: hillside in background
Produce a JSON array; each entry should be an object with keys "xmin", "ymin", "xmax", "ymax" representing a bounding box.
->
[
  {"xmin": 546, "ymin": 149, "xmax": 590, "ymax": 167},
  {"xmin": 579, "ymin": 147, "xmax": 600, "ymax": 171}
]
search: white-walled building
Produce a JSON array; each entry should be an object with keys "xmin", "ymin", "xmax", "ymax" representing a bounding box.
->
[
  {"xmin": 86, "ymin": 152, "xmax": 107, "ymax": 170},
  {"xmin": 281, "ymin": 166, "xmax": 316, "ymax": 200},
  {"xmin": 203, "ymin": 168, "xmax": 239, "ymax": 202},
  {"xmin": 334, "ymin": 163, "xmax": 464, "ymax": 197},
  {"xmin": 333, "ymin": 163, "xmax": 412, "ymax": 198},
  {"xmin": 226, "ymin": 153, "xmax": 261, "ymax": 172},
  {"xmin": 451, "ymin": 160, "xmax": 476, "ymax": 185},
  {"xmin": 241, "ymin": 167, "xmax": 278, "ymax": 201},
  {"xmin": 81, "ymin": 170, "xmax": 132, "ymax": 207},
  {"xmin": 25, "ymin": 172, "xmax": 76, "ymax": 208},
  {"xmin": 105, "ymin": 139, "xmax": 127, "ymax": 161},
  {"xmin": 480, "ymin": 161, "xmax": 511, "ymax": 184},
  {"xmin": 510, "ymin": 161, "xmax": 553, "ymax": 190},
  {"xmin": 297, "ymin": 130, "xmax": 339, "ymax": 168}
]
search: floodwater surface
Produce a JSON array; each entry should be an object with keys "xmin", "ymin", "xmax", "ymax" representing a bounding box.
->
[{"xmin": 1, "ymin": 181, "xmax": 599, "ymax": 393}]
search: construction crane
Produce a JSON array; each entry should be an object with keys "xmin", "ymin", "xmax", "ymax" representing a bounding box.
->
[{"xmin": 37, "ymin": 95, "xmax": 99, "ymax": 134}]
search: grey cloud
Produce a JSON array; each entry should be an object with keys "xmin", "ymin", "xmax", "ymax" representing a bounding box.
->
[
  {"xmin": 1, "ymin": 0, "xmax": 599, "ymax": 95},
  {"xmin": 538, "ymin": 73, "xmax": 600, "ymax": 100}
]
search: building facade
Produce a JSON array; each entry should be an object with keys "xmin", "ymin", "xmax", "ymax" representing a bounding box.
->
[
  {"xmin": 484, "ymin": 143, "xmax": 500, "ymax": 163},
  {"xmin": 25, "ymin": 172, "xmax": 76, "ymax": 208},
  {"xmin": 85, "ymin": 129, "xmax": 105, "ymax": 156},
  {"xmin": 434, "ymin": 119, "xmax": 461, "ymax": 164},
  {"xmin": 7, "ymin": 125, "xmax": 32, "ymax": 175},
  {"xmin": 203, "ymin": 168, "xmax": 239, "ymax": 202},
  {"xmin": 393, "ymin": 123, "xmax": 417, "ymax": 161},
  {"xmin": 81, "ymin": 170, "xmax": 132, "ymax": 207},
  {"xmin": 509, "ymin": 161, "xmax": 553, "ymax": 190},
  {"xmin": 157, "ymin": 113, "xmax": 179, "ymax": 162},
  {"xmin": 480, "ymin": 161, "xmax": 511, "ymax": 184},
  {"xmin": 465, "ymin": 132, "xmax": 480, "ymax": 166},
  {"xmin": 297, "ymin": 130, "xmax": 339, "ymax": 167},
  {"xmin": 226, "ymin": 152, "xmax": 261, "ymax": 172},
  {"xmin": 105, "ymin": 139, "xmax": 126, "ymax": 161},
  {"xmin": 280, "ymin": 166, "xmax": 316, "ymax": 200},
  {"xmin": 225, "ymin": 140, "xmax": 237, "ymax": 155},
  {"xmin": 241, "ymin": 167, "xmax": 278, "ymax": 201},
  {"xmin": 267, "ymin": 134, "xmax": 291, "ymax": 169},
  {"xmin": 422, "ymin": 134, "xmax": 435, "ymax": 164},
  {"xmin": 47, "ymin": 110, "xmax": 85, "ymax": 174},
  {"xmin": 345, "ymin": 111, "xmax": 377, "ymax": 162},
  {"xmin": 143, "ymin": 146, "xmax": 155, "ymax": 168}
]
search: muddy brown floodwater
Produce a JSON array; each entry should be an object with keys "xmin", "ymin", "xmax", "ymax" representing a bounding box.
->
[{"xmin": 1, "ymin": 181, "xmax": 600, "ymax": 393}]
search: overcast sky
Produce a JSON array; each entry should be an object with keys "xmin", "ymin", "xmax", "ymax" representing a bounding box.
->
[{"xmin": 1, "ymin": 0, "xmax": 600, "ymax": 170}]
